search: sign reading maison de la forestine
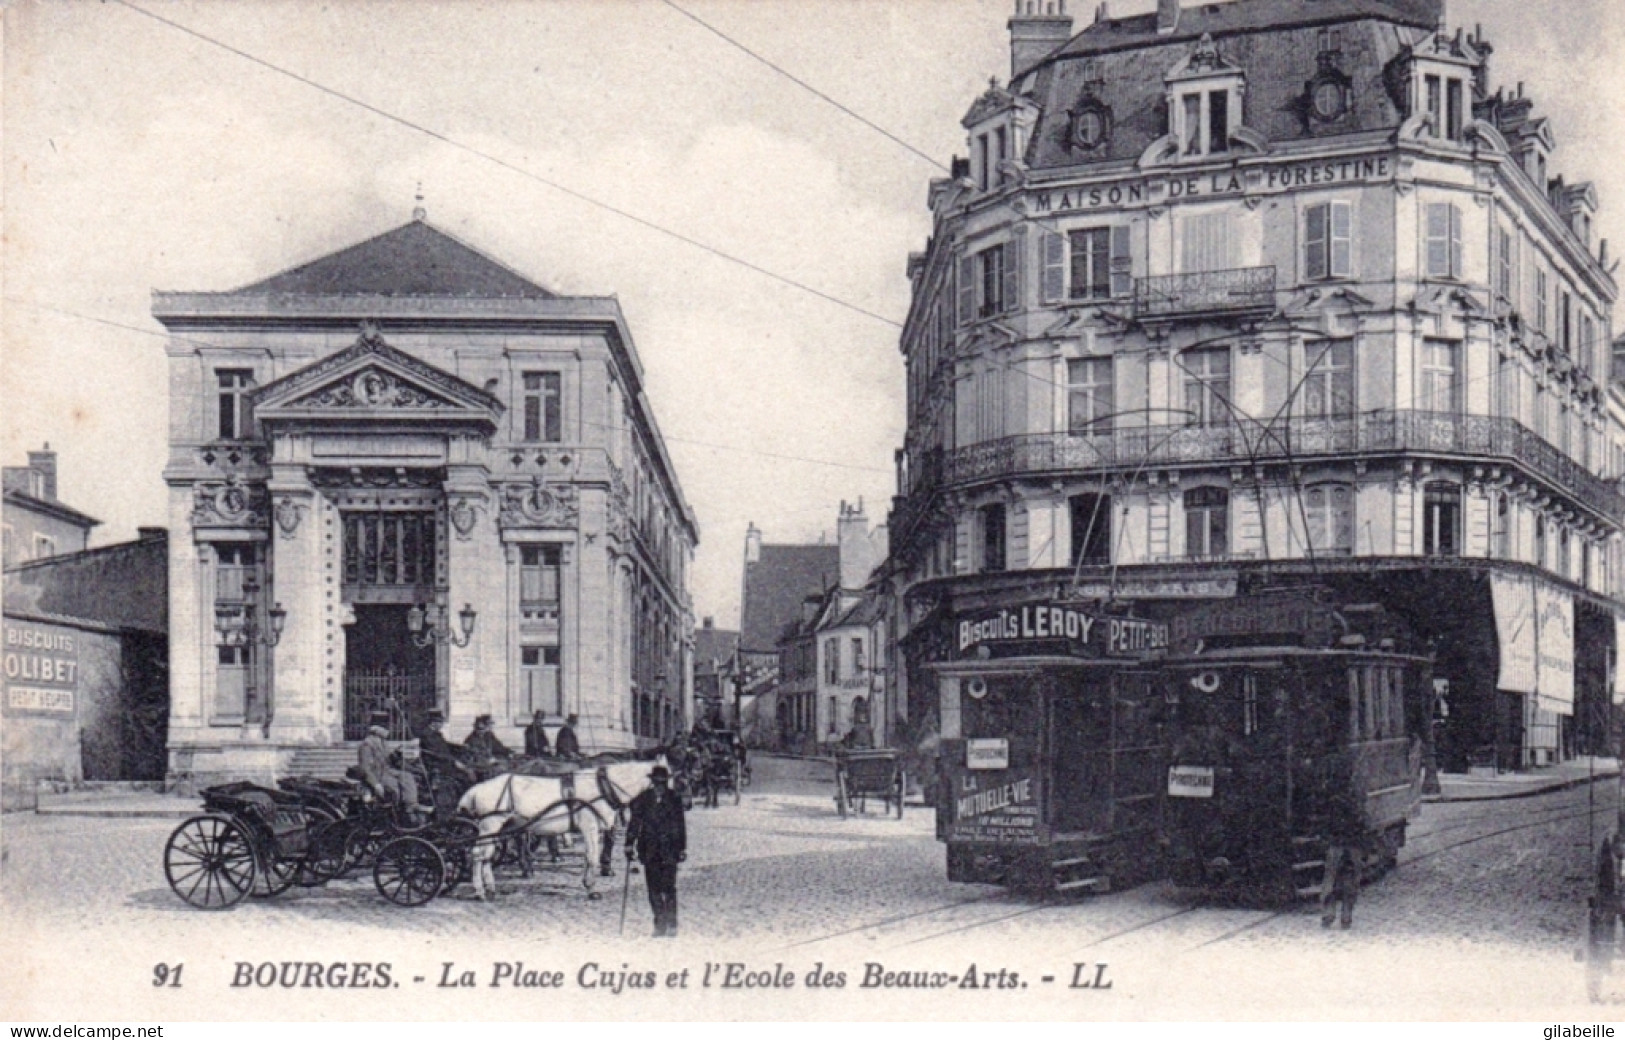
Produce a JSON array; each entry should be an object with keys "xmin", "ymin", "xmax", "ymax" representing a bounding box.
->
[
  {"xmin": 1031, "ymin": 155, "xmax": 1393, "ymax": 215},
  {"xmin": 956, "ymin": 602, "xmax": 1169, "ymax": 660}
]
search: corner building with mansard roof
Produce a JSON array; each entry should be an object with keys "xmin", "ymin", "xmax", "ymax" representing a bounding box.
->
[
  {"xmin": 886, "ymin": 0, "xmax": 1625, "ymax": 770},
  {"xmin": 155, "ymin": 215, "xmax": 697, "ymax": 784}
]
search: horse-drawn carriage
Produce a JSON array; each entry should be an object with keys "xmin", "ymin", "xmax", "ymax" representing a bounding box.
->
[
  {"xmin": 834, "ymin": 748, "xmax": 906, "ymax": 818},
  {"xmin": 162, "ymin": 780, "xmax": 458, "ymax": 909},
  {"xmin": 163, "ymin": 751, "xmax": 665, "ymax": 911}
]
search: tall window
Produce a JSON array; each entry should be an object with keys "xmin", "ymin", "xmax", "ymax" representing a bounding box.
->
[
  {"xmin": 1180, "ymin": 211, "xmax": 1233, "ymax": 273},
  {"xmin": 1304, "ymin": 202, "xmax": 1352, "ymax": 281},
  {"xmin": 1419, "ymin": 339, "xmax": 1459, "ymax": 413},
  {"xmin": 1424, "ymin": 75, "xmax": 1442, "ymax": 136},
  {"xmin": 1177, "ymin": 89, "xmax": 1231, "ymax": 156},
  {"xmin": 1305, "ymin": 484, "xmax": 1354, "ymax": 555},
  {"xmin": 1492, "ymin": 492, "xmax": 1510, "ymax": 559},
  {"xmin": 214, "ymin": 544, "xmax": 258, "ymax": 718},
  {"xmin": 1445, "ymin": 78, "xmax": 1464, "ymax": 141},
  {"xmin": 980, "ymin": 503, "xmax": 1006, "ymax": 574},
  {"xmin": 1424, "ymin": 203, "xmax": 1463, "ymax": 279},
  {"xmin": 851, "ymin": 637, "xmax": 865, "ymax": 676},
  {"xmin": 1069, "ymin": 493, "xmax": 1112, "ymax": 566},
  {"xmin": 1184, "ymin": 486, "xmax": 1229, "ymax": 560},
  {"xmin": 1422, "ymin": 482, "xmax": 1461, "ymax": 557},
  {"xmin": 1067, "ymin": 358, "xmax": 1114, "ymax": 435},
  {"xmin": 1301, "ymin": 339, "xmax": 1354, "ymax": 418},
  {"xmin": 1535, "ymin": 515, "xmax": 1548, "ymax": 569},
  {"xmin": 1496, "ymin": 226, "xmax": 1514, "ymax": 301},
  {"xmin": 1561, "ymin": 291, "xmax": 1574, "ymax": 355},
  {"xmin": 520, "ymin": 545, "xmax": 561, "ymax": 617},
  {"xmin": 1536, "ymin": 267, "xmax": 1550, "ymax": 333},
  {"xmin": 824, "ymin": 639, "xmax": 840, "ymax": 685},
  {"xmin": 523, "ymin": 372, "xmax": 562, "ymax": 442},
  {"xmin": 1183, "ymin": 348, "xmax": 1232, "ymax": 426},
  {"xmin": 521, "ymin": 646, "xmax": 561, "ymax": 716},
  {"xmin": 957, "ymin": 244, "xmax": 1018, "ymax": 323},
  {"xmin": 1069, "ymin": 228, "xmax": 1111, "ymax": 300},
  {"xmin": 217, "ymin": 370, "xmax": 255, "ymax": 441}
]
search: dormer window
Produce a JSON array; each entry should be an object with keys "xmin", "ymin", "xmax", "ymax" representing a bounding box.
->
[
  {"xmin": 1422, "ymin": 73, "xmax": 1466, "ymax": 141},
  {"xmin": 1405, "ymin": 33, "xmax": 1483, "ymax": 144},
  {"xmin": 962, "ymin": 80, "xmax": 1038, "ymax": 193},
  {"xmin": 1164, "ymin": 34, "xmax": 1245, "ymax": 160}
]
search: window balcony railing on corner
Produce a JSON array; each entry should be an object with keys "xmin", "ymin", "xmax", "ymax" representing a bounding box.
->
[
  {"xmin": 1133, "ymin": 266, "xmax": 1277, "ymax": 319},
  {"xmin": 939, "ymin": 410, "xmax": 1625, "ymax": 523}
]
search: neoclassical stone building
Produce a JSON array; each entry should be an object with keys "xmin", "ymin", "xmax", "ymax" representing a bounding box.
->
[{"xmin": 156, "ymin": 214, "xmax": 696, "ymax": 782}]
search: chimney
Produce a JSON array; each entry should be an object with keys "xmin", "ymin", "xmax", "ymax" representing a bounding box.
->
[
  {"xmin": 1157, "ymin": 0, "xmax": 1180, "ymax": 35},
  {"xmin": 744, "ymin": 522, "xmax": 762, "ymax": 565},
  {"xmin": 27, "ymin": 444, "xmax": 57, "ymax": 500},
  {"xmin": 702, "ymin": 616, "xmax": 715, "ymax": 630},
  {"xmin": 1008, "ymin": 0, "xmax": 1073, "ymax": 80},
  {"xmin": 137, "ymin": 526, "xmax": 167, "ymax": 542},
  {"xmin": 838, "ymin": 499, "xmax": 875, "ymax": 591}
]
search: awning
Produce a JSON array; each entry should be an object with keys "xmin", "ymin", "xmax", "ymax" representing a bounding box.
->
[{"xmin": 1491, "ymin": 572, "xmax": 1572, "ymax": 716}]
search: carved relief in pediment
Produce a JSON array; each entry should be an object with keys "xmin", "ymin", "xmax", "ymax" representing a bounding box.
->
[{"xmin": 290, "ymin": 366, "xmax": 456, "ymax": 410}]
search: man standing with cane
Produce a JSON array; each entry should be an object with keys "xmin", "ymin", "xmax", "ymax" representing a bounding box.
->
[{"xmin": 625, "ymin": 764, "xmax": 686, "ymax": 938}]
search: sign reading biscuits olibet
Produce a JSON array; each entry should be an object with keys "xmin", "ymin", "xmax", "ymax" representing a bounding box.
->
[{"xmin": 2, "ymin": 618, "xmax": 79, "ymax": 716}]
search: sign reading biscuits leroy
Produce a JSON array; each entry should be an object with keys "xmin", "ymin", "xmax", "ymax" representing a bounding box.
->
[
  {"xmin": 3, "ymin": 619, "xmax": 79, "ymax": 716},
  {"xmin": 957, "ymin": 601, "xmax": 1168, "ymax": 660}
]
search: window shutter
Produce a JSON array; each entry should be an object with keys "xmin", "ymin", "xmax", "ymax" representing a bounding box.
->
[
  {"xmin": 1425, "ymin": 203, "xmax": 1449, "ymax": 278},
  {"xmin": 1041, "ymin": 231, "xmax": 1066, "ymax": 304},
  {"xmin": 1002, "ymin": 242, "xmax": 1021, "ymax": 314},
  {"xmin": 1109, "ymin": 225, "xmax": 1133, "ymax": 296},
  {"xmin": 1330, "ymin": 201, "xmax": 1352, "ymax": 278},
  {"xmin": 957, "ymin": 255, "xmax": 976, "ymax": 325},
  {"xmin": 1305, "ymin": 203, "xmax": 1328, "ymax": 281},
  {"xmin": 1449, "ymin": 205, "xmax": 1463, "ymax": 278}
]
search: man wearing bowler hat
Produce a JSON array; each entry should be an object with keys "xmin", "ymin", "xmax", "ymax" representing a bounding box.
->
[{"xmin": 625, "ymin": 764, "xmax": 686, "ymax": 937}]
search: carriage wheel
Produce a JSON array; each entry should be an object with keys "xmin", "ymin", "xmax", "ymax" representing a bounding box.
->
[
  {"xmin": 252, "ymin": 852, "xmax": 300, "ymax": 898},
  {"xmin": 345, "ymin": 824, "xmax": 389, "ymax": 871},
  {"xmin": 435, "ymin": 818, "xmax": 479, "ymax": 896},
  {"xmin": 373, "ymin": 836, "xmax": 446, "ymax": 907},
  {"xmin": 165, "ymin": 814, "xmax": 257, "ymax": 910},
  {"xmin": 301, "ymin": 817, "xmax": 358, "ymax": 884}
]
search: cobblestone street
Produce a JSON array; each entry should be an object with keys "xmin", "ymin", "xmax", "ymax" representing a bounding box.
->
[{"xmin": 4, "ymin": 758, "xmax": 1617, "ymax": 1020}]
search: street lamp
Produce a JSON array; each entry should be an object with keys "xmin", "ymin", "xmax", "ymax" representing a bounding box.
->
[
  {"xmin": 214, "ymin": 576, "xmax": 286, "ymax": 736},
  {"xmin": 406, "ymin": 592, "xmax": 476, "ymax": 648}
]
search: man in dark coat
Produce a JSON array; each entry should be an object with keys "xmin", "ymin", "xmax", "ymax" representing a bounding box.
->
[
  {"xmin": 418, "ymin": 711, "xmax": 472, "ymax": 781},
  {"xmin": 554, "ymin": 714, "xmax": 581, "ymax": 760},
  {"xmin": 464, "ymin": 714, "xmax": 513, "ymax": 780},
  {"xmin": 625, "ymin": 764, "xmax": 687, "ymax": 937},
  {"xmin": 523, "ymin": 710, "xmax": 552, "ymax": 758},
  {"xmin": 1319, "ymin": 747, "xmax": 1365, "ymax": 929}
]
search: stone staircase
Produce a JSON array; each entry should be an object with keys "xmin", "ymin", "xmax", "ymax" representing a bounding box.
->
[{"xmin": 283, "ymin": 746, "xmax": 359, "ymax": 780}]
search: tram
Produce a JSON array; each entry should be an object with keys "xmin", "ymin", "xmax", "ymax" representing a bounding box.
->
[
  {"xmin": 1159, "ymin": 589, "xmax": 1431, "ymax": 904},
  {"xmin": 933, "ymin": 599, "xmax": 1171, "ymax": 894}
]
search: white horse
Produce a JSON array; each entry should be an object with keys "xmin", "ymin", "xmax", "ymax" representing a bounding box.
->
[{"xmin": 457, "ymin": 756, "xmax": 662, "ymax": 901}]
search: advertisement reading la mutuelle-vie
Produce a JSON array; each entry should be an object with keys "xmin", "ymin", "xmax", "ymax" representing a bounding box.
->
[{"xmin": 6, "ymin": 0, "xmax": 1625, "ymax": 1031}]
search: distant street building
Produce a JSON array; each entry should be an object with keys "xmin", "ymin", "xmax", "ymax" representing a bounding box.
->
[
  {"xmin": 738, "ymin": 522, "xmax": 838, "ymax": 749},
  {"xmin": 2, "ymin": 445, "xmax": 100, "ymax": 568},
  {"xmin": 885, "ymin": 0, "xmax": 1625, "ymax": 771},
  {"xmin": 692, "ymin": 616, "xmax": 739, "ymax": 727},
  {"xmin": 153, "ymin": 212, "xmax": 696, "ymax": 786}
]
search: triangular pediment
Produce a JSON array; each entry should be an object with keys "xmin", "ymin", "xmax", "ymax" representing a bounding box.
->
[{"xmin": 252, "ymin": 323, "xmax": 503, "ymax": 431}]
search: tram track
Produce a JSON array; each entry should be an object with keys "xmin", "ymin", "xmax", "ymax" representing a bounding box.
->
[{"xmin": 780, "ymin": 786, "xmax": 1616, "ymax": 956}]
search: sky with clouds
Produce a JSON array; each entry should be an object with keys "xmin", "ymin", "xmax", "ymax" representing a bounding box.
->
[{"xmin": 4, "ymin": 0, "xmax": 1623, "ymax": 628}]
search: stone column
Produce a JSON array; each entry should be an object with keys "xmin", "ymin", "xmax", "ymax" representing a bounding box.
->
[
  {"xmin": 265, "ymin": 463, "xmax": 326, "ymax": 746},
  {"xmin": 443, "ymin": 455, "xmax": 495, "ymax": 728}
]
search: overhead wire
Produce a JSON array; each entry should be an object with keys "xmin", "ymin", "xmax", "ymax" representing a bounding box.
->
[
  {"xmin": 656, "ymin": 0, "xmax": 949, "ymax": 173},
  {"xmin": 106, "ymin": 0, "xmax": 904, "ymax": 331}
]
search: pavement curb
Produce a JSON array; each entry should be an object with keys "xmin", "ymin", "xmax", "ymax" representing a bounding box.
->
[{"xmin": 1423, "ymin": 769, "xmax": 1620, "ymax": 804}]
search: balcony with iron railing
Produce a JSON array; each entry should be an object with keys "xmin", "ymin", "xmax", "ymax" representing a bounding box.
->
[
  {"xmin": 895, "ymin": 410, "xmax": 1624, "ymax": 527},
  {"xmin": 1133, "ymin": 265, "xmax": 1277, "ymax": 319}
]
